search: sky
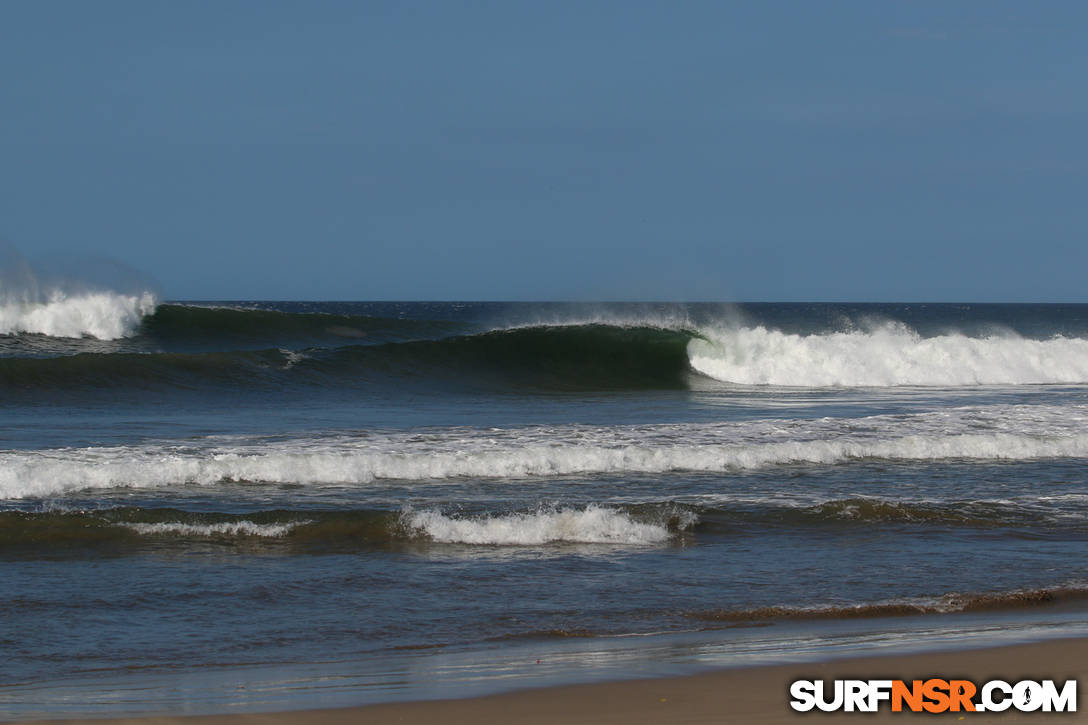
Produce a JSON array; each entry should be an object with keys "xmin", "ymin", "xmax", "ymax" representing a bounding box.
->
[{"xmin": 0, "ymin": 1, "xmax": 1085, "ymax": 301}]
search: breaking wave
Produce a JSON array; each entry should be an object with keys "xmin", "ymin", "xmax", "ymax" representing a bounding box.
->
[
  {"xmin": 404, "ymin": 505, "xmax": 688, "ymax": 545},
  {"xmin": 6, "ymin": 309, "xmax": 1088, "ymax": 390},
  {"xmin": 0, "ymin": 291, "xmax": 156, "ymax": 340},
  {"xmin": 3, "ymin": 495, "xmax": 1084, "ymax": 557},
  {"xmin": 0, "ymin": 505, "xmax": 691, "ymax": 554},
  {"xmin": 689, "ymin": 323, "xmax": 1088, "ymax": 386}
]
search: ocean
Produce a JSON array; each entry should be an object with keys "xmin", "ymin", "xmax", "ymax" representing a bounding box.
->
[{"xmin": 3, "ymin": 298, "xmax": 1088, "ymax": 718}]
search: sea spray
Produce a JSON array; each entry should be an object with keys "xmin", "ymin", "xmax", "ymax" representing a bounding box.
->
[
  {"xmin": 0, "ymin": 290, "xmax": 157, "ymax": 339},
  {"xmin": 0, "ymin": 245, "xmax": 157, "ymax": 339}
]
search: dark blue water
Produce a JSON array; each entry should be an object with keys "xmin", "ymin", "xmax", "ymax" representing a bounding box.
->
[{"xmin": 3, "ymin": 301, "xmax": 1088, "ymax": 718}]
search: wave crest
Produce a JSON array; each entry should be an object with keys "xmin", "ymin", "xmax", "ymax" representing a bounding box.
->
[
  {"xmin": 404, "ymin": 505, "xmax": 689, "ymax": 545},
  {"xmin": 121, "ymin": 520, "xmax": 302, "ymax": 538},
  {"xmin": 0, "ymin": 290, "xmax": 156, "ymax": 339}
]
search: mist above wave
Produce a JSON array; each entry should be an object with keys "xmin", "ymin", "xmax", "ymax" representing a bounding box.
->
[{"xmin": 0, "ymin": 245, "xmax": 158, "ymax": 339}]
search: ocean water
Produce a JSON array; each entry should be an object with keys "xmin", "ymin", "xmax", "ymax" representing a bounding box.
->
[{"xmin": 3, "ymin": 299, "xmax": 1088, "ymax": 717}]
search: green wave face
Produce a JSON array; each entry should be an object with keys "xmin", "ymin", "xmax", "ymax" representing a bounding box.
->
[
  {"xmin": 139, "ymin": 304, "xmax": 461, "ymax": 345},
  {"xmin": 328, "ymin": 324, "xmax": 698, "ymax": 390},
  {"xmin": 1, "ymin": 324, "xmax": 699, "ymax": 393}
]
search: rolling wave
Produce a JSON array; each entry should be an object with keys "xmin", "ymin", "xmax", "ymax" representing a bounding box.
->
[
  {"xmin": 5, "ymin": 306, "xmax": 1088, "ymax": 391},
  {"xmin": 0, "ymin": 324, "xmax": 695, "ymax": 391},
  {"xmin": 689, "ymin": 586, "xmax": 1088, "ymax": 623},
  {"xmin": 0, "ymin": 505, "xmax": 689, "ymax": 553},
  {"xmin": 138, "ymin": 304, "xmax": 460, "ymax": 345},
  {"xmin": 3, "ymin": 496, "xmax": 1083, "ymax": 556}
]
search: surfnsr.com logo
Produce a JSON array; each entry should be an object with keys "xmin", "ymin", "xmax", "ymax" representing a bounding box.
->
[{"xmin": 790, "ymin": 679, "xmax": 1077, "ymax": 713}]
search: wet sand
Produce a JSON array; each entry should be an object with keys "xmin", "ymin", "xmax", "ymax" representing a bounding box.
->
[{"xmin": 17, "ymin": 637, "xmax": 1088, "ymax": 724}]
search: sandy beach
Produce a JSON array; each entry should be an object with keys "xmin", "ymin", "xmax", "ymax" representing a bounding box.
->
[{"xmin": 16, "ymin": 637, "xmax": 1086, "ymax": 725}]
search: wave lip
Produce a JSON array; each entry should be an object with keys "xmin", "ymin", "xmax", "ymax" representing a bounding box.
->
[
  {"xmin": 688, "ymin": 323, "xmax": 1088, "ymax": 386},
  {"xmin": 0, "ymin": 291, "xmax": 156, "ymax": 340},
  {"xmin": 138, "ymin": 304, "xmax": 461, "ymax": 346},
  {"xmin": 121, "ymin": 520, "xmax": 302, "ymax": 538}
]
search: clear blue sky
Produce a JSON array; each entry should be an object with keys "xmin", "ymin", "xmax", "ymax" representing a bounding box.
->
[{"xmin": 1, "ymin": 1, "xmax": 1085, "ymax": 301}]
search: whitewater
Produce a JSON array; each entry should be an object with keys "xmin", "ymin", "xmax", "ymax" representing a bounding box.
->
[
  {"xmin": 11, "ymin": 295, "xmax": 1088, "ymax": 390},
  {"xmin": 2, "ymin": 404, "xmax": 1087, "ymax": 498},
  {"xmin": 0, "ymin": 289, "xmax": 156, "ymax": 339},
  {"xmin": 688, "ymin": 323, "xmax": 1088, "ymax": 386},
  {"xmin": 6, "ymin": 300, "xmax": 1088, "ymax": 718}
]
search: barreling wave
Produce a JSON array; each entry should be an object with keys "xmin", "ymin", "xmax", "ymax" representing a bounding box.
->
[
  {"xmin": 0, "ymin": 324, "xmax": 696, "ymax": 391},
  {"xmin": 689, "ymin": 586, "xmax": 1088, "ymax": 624},
  {"xmin": 7, "ymin": 311, "xmax": 1088, "ymax": 391},
  {"xmin": 689, "ymin": 323, "xmax": 1088, "ymax": 386},
  {"xmin": 0, "ymin": 290, "xmax": 156, "ymax": 340}
]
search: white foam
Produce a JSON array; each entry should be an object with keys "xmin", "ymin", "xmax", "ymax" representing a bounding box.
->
[
  {"xmin": 278, "ymin": 348, "xmax": 309, "ymax": 369},
  {"xmin": 688, "ymin": 323, "xmax": 1088, "ymax": 386},
  {"xmin": 0, "ymin": 290, "xmax": 156, "ymax": 339},
  {"xmin": 404, "ymin": 506, "xmax": 678, "ymax": 545},
  {"xmin": 2, "ymin": 406, "xmax": 1083, "ymax": 499},
  {"xmin": 4, "ymin": 429, "xmax": 1088, "ymax": 499},
  {"xmin": 121, "ymin": 521, "xmax": 300, "ymax": 537}
]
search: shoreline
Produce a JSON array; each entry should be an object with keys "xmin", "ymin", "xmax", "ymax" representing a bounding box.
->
[{"xmin": 15, "ymin": 637, "xmax": 1087, "ymax": 724}]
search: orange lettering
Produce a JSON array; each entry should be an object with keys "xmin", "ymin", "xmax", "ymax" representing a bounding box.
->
[
  {"xmin": 948, "ymin": 680, "xmax": 976, "ymax": 712},
  {"xmin": 922, "ymin": 679, "xmax": 951, "ymax": 713},
  {"xmin": 892, "ymin": 680, "xmax": 924, "ymax": 712}
]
